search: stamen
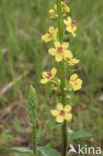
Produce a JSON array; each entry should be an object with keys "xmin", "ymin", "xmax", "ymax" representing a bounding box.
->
[
  {"xmin": 57, "ymin": 46, "xmax": 63, "ymax": 53},
  {"xmin": 71, "ymin": 20, "xmax": 78, "ymax": 26},
  {"xmin": 46, "ymin": 72, "xmax": 53, "ymax": 79},
  {"xmin": 63, "ymin": 1, "xmax": 67, "ymax": 5},
  {"xmin": 48, "ymin": 31, "xmax": 51, "ymax": 34},
  {"xmin": 60, "ymin": 110, "xmax": 65, "ymax": 116}
]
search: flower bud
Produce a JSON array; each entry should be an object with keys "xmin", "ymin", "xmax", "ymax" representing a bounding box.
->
[{"xmin": 49, "ymin": 9, "xmax": 54, "ymax": 15}]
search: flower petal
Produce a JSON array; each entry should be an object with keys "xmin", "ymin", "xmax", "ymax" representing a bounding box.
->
[
  {"xmin": 41, "ymin": 34, "xmax": 50, "ymax": 42},
  {"xmin": 49, "ymin": 48, "xmax": 56, "ymax": 56},
  {"xmin": 72, "ymin": 79, "xmax": 82, "ymax": 91},
  {"xmin": 64, "ymin": 105, "xmax": 72, "ymax": 112},
  {"xmin": 51, "ymin": 109, "xmax": 59, "ymax": 116},
  {"xmin": 54, "ymin": 41, "xmax": 60, "ymax": 48},
  {"xmin": 67, "ymin": 16, "xmax": 71, "ymax": 23},
  {"xmin": 73, "ymin": 26, "xmax": 77, "ymax": 31},
  {"xmin": 49, "ymin": 26, "xmax": 54, "ymax": 33},
  {"xmin": 66, "ymin": 6, "xmax": 70, "ymax": 13},
  {"xmin": 70, "ymin": 74, "xmax": 78, "ymax": 81},
  {"xmin": 64, "ymin": 50, "xmax": 73, "ymax": 58},
  {"xmin": 40, "ymin": 79, "xmax": 48, "ymax": 84},
  {"xmin": 51, "ymin": 68, "xmax": 57, "ymax": 76},
  {"xmin": 62, "ymin": 42, "xmax": 69, "ymax": 49},
  {"xmin": 57, "ymin": 103, "xmax": 63, "ymax": 110},
  {"xmin": 76, "ymin": 79, "xmax": 83, "ymax": 85},
  {"xmin": 55, "ymin": 54, "xmax": 63, "ymax": 62},
  {"xmin": 64, "ymin": 19, "xmax": 68, "ymax": 25},
  {"xmin": 64, "ymin": 113, "xmax": 72, "ymax": 121},
  {"xmin": 72, "ymin": 59, "xmax": 79, "ymax": 64},
  {"xmin": 55, "ymin": 28, "xmax": 58, "ymax": 33},
  {"xmin": 42, "ymin": 72, "xmax": 47, "ymax": 78},
  {"xmin": 56, "ymin": 115, "xmax": 64, "ymax": 123},
  {"xmin": 71, "ymin": 31, "xmax": 76, "ymax": 37},
  {"xmin": 66, "ymin": 26, "xmax": 72, "ymax": 33},
  {"xmin": 41, "ymin": 34, "xmax": 46, "ymax": 40}
]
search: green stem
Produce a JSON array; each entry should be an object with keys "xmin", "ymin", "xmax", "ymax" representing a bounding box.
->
[
  {"xmin": 33, "ymin": 125, "xmax": 37, "ymax": 156},
  {"xmin": 57, "ymin": 0, "xmax": 67, "ymax": 156}
]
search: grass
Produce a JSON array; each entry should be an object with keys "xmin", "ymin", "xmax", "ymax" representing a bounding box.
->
[{"xmin": 0, "ymin": 0, "xmax": 103, "ymax": 155}]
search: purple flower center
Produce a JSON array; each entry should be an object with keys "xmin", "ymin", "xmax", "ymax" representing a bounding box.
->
[
  {"xmin": 60, "ymin": 110, "xmax": 65, "ymax": 116},
  {"xmin": 48, "ymin": 31, "xmax": 51, "ymax": 34},
  {"xmin": 63, "ymin": 1, "xmax": 67, "ymax": 5},
  {"xmin": 71, "ymin": 20, "xmax": 78, "ymax": 26},
  {"xmin": 57, "ymin": 46, "xmax": 63, "ymax": 53},
  {"xmin": 46, "ymin": 72, "xmax": 52, "ymax": 79}
]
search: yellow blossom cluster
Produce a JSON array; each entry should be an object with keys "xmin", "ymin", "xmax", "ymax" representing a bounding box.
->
[
  {"xmin": 54, "ymin": 1, "xmax": 70, "ymax": 13},
  {"xmin": 40, "ymin": 1, "xmax": 83, "ymax": 123}
]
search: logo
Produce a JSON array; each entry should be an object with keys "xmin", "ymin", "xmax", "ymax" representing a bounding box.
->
[{"xmin": 68, "ymin": 144, "xmax": 101, "ymax": 155}]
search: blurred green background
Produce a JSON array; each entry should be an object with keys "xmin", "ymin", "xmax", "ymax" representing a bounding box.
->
[{"xmin": 0, "ymin": 0, "xmax": 103, "ymax": 155}]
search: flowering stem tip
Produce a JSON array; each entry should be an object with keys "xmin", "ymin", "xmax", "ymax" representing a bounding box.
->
[{"xmin": 40, "ymin": 0, "xmax": 82, "ymax": 155}]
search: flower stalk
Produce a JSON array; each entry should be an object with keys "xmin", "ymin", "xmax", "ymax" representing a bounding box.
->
[
  {"xmin": 33, "ymin": 125, "xmax": 37, "ymax": 156},
  {"xmin": 57, "ymin": 0, "xmax": 67, "ymax": 156}
]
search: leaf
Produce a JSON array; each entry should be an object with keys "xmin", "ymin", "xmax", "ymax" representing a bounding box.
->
[
  {"xmin": 71, "ymin": 131, "xmax": 93, "ymax": 140},
  {"xmin": 37, "ymin": 146, "xmax": 60, "ymax": 156},
  {"xmin": 13, "ymin": 117, "xmax": 23, "ymax": 133},
  {"xmin": 28, "ymin": 85, "xmax": 39, "ymax": 125},
  {"xmin": 51, "ymin": 122, "xmax": 62, "ymax": 130},
  {"xmin": 9, "ymin": 147, "xmax": 32, "ymax": 153}
]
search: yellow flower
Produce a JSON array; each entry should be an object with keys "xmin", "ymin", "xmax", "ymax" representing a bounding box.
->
[
  {"xmin": 54, "ymin": 1, "xmax": 70, "ymax": 13},
  {"xmin": 49, "ymin": 41, "xmax": 69, "ymax": 62},
  {"xmin": 51, "ymin": 103, "xmax": 72, "ymax": 123},
  {"xmin": 49, "ymin": 9, "xmax": 54, "ymax": 15},
  {"xmin": 41, "ymin": 26, "xmax": 58, "ymax": 42},
  {"xmin": 64, "ymin": 50, "xmax": 79, "ymax": 66},
  {"xmin": 69, "ymin": 74, "xmax": 82, "ymax": 91},
  {"xmin": 40, "ymin": 68, "xmax": 57, "ymax": 84},
  {"xmin": 64, "ymin": 16, "xmax": 78, "ymax": 37},
  {"xmin": 61, "ymin": 1, "xmax": 70, "ymax": 13}
]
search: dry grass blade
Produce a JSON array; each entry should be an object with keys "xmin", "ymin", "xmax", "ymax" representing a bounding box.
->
[{"xmin": 0, "ymin": 71, "xmax": 29, "ymax": 96}]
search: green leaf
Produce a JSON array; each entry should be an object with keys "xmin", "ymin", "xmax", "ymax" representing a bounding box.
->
[
  {"xmin": 71, "ymin": 131, "xmax": 93, "ymax": 140},
  {"xmin": 51, "ymin": 122, "xmax": 62, "ymax": 130},
  {"xmin": 9, "ymin": 147, "xmax": 32, "ymax": 153},
  {"xmin": 37, "ymin": 146, "xmax": 60, "ymax": 156},
  {"xmin": 28, "ymin": 85, "xmax": 39, "ymax": 125},
  {"xmin": 13, "ymin": 117, "xmax": 23, "ymax": 133}
]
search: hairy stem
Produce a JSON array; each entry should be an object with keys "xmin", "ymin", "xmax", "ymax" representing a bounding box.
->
[
  {"xmin": 57, "ymin": 0, "xmax": 67, "ymax": 156},
  {"xmin": 33, "ymin": 125, "xmax": 37, "ymax": 156}
]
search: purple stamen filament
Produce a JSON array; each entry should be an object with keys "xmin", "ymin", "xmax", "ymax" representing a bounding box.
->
[
  {"xmin": 63, "ymin": 1, "xmax": 67, "ymax": 5},
  {"xmin": 60, "ymin": 110, "xmax": 65, "ymax": 116},
  {"xmin": 71, "ymin": 20, "xmax": 78, "ymax": 26},
  {"xmin": 57, "ymin": 46, "xmax": 63, "ymax": 53},
  {"xmin": 46, "ymin": 72, "xmax": 52, "ymax": 79}
]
